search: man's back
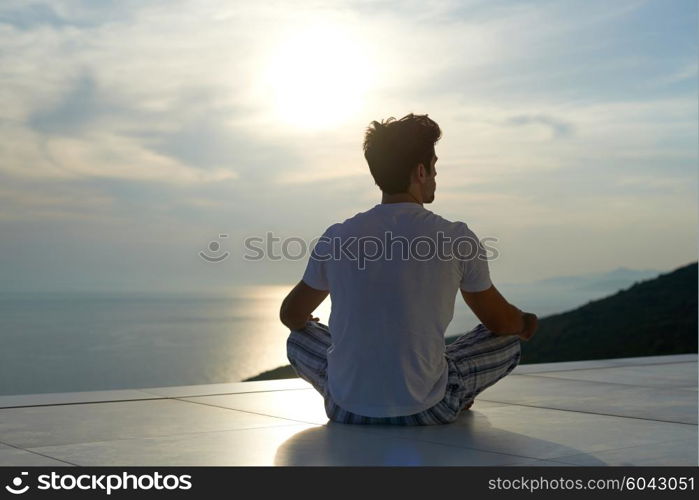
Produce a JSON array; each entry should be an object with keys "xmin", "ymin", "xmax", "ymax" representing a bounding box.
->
[{"xmin": 302, "ymin": 202, "xmax": 492, "ymax": 417}]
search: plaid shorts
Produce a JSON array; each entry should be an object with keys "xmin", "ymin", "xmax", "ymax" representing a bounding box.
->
[{"xmin": 286, "ymin": 321, "xmax": 521, "ymax": 425}]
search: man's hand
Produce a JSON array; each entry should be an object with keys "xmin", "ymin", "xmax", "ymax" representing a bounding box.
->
[{"xmin": 308, "ymin": 314, "xmax": 320, "ymax": 322}]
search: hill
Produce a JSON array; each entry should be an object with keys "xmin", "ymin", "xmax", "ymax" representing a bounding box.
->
[{"xmin": 499, "ymin": 261, "xmax": 697, "ymax": 364}]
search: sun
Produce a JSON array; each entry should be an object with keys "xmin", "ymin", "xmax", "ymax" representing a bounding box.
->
[{"xmin": 257, "ymin": 22, "xmax": 375, "ymax": 131}]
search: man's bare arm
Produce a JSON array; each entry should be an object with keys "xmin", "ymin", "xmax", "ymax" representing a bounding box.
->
[
  {"xmin": 279, "ymin": 280, "xmax": 329, "ymax": 331},
  {"xmin": 460, "ymin": 285, "xmax": 538, "ymax": 340}
]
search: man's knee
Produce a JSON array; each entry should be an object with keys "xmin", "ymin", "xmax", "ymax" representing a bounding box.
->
[
  {"xmin": 286, "ymin": 329, "xmax": 305, "ymax": 367},
  {"xmin": 286, "ymin": 326, "xmax": 329, "ymax": 378},
  {"xmin": 499, "ymin": 337, "xmax": 521, "ymax": 377},
  {"xmin": 286, "ymin": 327, "xmax": 303, "ymax": 343}
]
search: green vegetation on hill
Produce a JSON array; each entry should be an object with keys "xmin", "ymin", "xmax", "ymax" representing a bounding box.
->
[
  {"xmin": 245, "ymin": 262, "xmax": 697, "ymax": 381},
  {"xmin": 505, "ymin": 261, "xmax": 697, "ymax": 364}
]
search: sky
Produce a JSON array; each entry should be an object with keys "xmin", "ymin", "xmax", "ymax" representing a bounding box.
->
[{"xmin": 0, "ymin": 0, "xmax": 696, "ymax": 293}]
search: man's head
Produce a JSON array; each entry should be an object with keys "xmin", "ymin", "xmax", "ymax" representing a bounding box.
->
[{"xmin": 362, "ymin": 113, "xmax": 442, "ymax": 203}]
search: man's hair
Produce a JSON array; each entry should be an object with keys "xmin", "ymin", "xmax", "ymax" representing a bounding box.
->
[{"xmin": 362, "ymin": 113, "xmax": 442, "ymax": 194}]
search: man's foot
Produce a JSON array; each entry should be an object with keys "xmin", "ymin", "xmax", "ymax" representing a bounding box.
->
[{"xmin": 518, "ymin": 312, "xmax": 538, "ymax": 341}]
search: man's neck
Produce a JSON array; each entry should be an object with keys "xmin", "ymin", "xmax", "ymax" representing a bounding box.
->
[{"xmin": 381, "ymin": 191, "xmax": 423, "ymax": 205}]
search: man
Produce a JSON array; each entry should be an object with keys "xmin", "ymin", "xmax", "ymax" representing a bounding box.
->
[{"xmin": 280, "ymin": 113, "xmax": 538, "ymax": 425}]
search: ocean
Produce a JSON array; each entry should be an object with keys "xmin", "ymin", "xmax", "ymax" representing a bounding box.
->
[{"xmin": 0, "ymin": 273, "xmax": 655, "ymax": 396}]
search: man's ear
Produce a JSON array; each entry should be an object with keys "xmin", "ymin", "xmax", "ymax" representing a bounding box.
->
[{"xmin": 415, "ymin": 163, "xmax": 427, "ymax": 182}]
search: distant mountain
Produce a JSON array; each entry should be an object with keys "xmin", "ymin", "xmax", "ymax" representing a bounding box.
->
[
  {"xmin": 576, "ymin": 266, "xmax": 663, "ymax": 292},
  {"xmin": 501, "ymin": 266, "xmax": 661, "ymax": 293},
  {"xmin": 245, "ymin": 262, "xmax": 697, "ymax": 381},
  {"xmin": 454, "ymin": 261, "xmax": 696, "ymax": 364}
]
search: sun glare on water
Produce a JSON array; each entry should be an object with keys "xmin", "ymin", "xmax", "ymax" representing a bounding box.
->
[{"xmin": 257, "ymin": 23, "xmax": 375, "ymax": 131}]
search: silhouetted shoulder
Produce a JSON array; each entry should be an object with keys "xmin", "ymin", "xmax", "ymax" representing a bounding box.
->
[
  {"xmin": 329, "ymin": 206, "xmax": 385, "ymax": 234},
  {"xmin": 316, "ymin": 222, "xmax": 343, "ymax": 239},
  {"xmin": 422, "ymin": 209, "xmax": 472, "ymax": 238}
]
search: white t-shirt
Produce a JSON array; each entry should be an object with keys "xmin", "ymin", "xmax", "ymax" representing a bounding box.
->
[{"xmin": 302, "ymin": 202, "xmax": 492, "ymax": 417}]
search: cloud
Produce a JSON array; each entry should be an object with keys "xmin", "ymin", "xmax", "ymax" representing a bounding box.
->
[
  {"xmin": 644, "ymin": 61, "xmax": 699, "ymax": 88},
  {"xmin": 0, "ymin": 0, "xmax": 141, "ymax": 30},
  {"xmin": 0, "ymin": 3, "xmax": 69, "ymax": 30},
  {"xmin": 503, "ymin": 114, "xmax": 574, "ymax": 139},
  {"xmin": 0, "ymin": 0, "xmax": 696, "ymax": 288},
  {"xmin": 129, "ymin": 90, "xmax": 304, "ymax": 181},
  {"xmin": 28, "ymin": 72, "xmax": 116, "ymax": 135}
]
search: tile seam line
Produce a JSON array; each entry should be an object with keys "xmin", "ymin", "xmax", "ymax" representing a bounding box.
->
[
  {"xmin": 474, "ymin": 399, "xmax": 699, "ymax": 426},
  {"xmin": 172, "ymin": 397, "xmax": 324, "ymax": 426},
  {"xmin": 0, "ymin": 397, "xmax": 167, "ymax": 410},
  {"xmin": 175, "ymin": 395, "xmax": 699, "ymax": 428},
  {"xmin": 513, "ymin": 373, "xmax": 699, "ymax": 390},
  {"xmin": 0, "ymin": 387, "xmax": 312, "ymax": 410},
  {"xmin": 0, "ymin": 441, "xmax": 79, "ymax": 467},
  {"xmin": 539, "ymin": 437, "xmax": 699, "ymax": 463},
  {"xmin": 138, "ymin": 387, "xmax": 311, "ymax": 398},
  {"xmin": 497, "ymin": 458, "xmax": 578, "ymax": 466},
  {"xmin": 515, "ymin": 358, "xmax": 697, "ymax": 374},
  {"xmin": 18, "ymin": 422, "xmax": 305, "ymax": 452},
  {"xmin": 0, "ymin": 397, "xmax": 170, "ymax": 412}
]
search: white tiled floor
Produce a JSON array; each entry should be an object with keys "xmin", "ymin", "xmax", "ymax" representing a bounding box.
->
[
  {"xmin": 0, "ymin": 399, "xmax": 297, "ymax": 448},
  {"xmin": 28, "ymin": 424, "xmax": 560, "ymax": 467},
  {"xmin": 0, "ymin": 389, "xmax": 158, "ymax": 409},
  {"xmin": 526, "ymin": 362, "xmax": 697, "ymax": 389},
  {"xmin": 0, "ymin": 354, "xmax": 696, "ymax": 466},
  {"xmin": 474, "ymin": 375, "xmax": 697, "ymax": 424},
  {"xmin": 547, "ymin": 439, "xmax": 699, "ymax": 466},
  {"xmin": 0, "ymin": 443, "xmax": 73, "ymax": 467},
  {"xmin": 182, "ymin": 389, "xmax": 331, "ymax": 425},
  {"xmin": 136, "ymin": 378, "xmax": 311, "ymax": 399},
  {"xmin": 352, "ymin": 404, "xmax": 697, "ymax": 461}
]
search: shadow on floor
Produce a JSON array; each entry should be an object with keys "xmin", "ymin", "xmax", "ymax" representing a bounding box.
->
[{"xmin": 273, "ymin": 411, "xmax": 609, "ymax": 466}]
